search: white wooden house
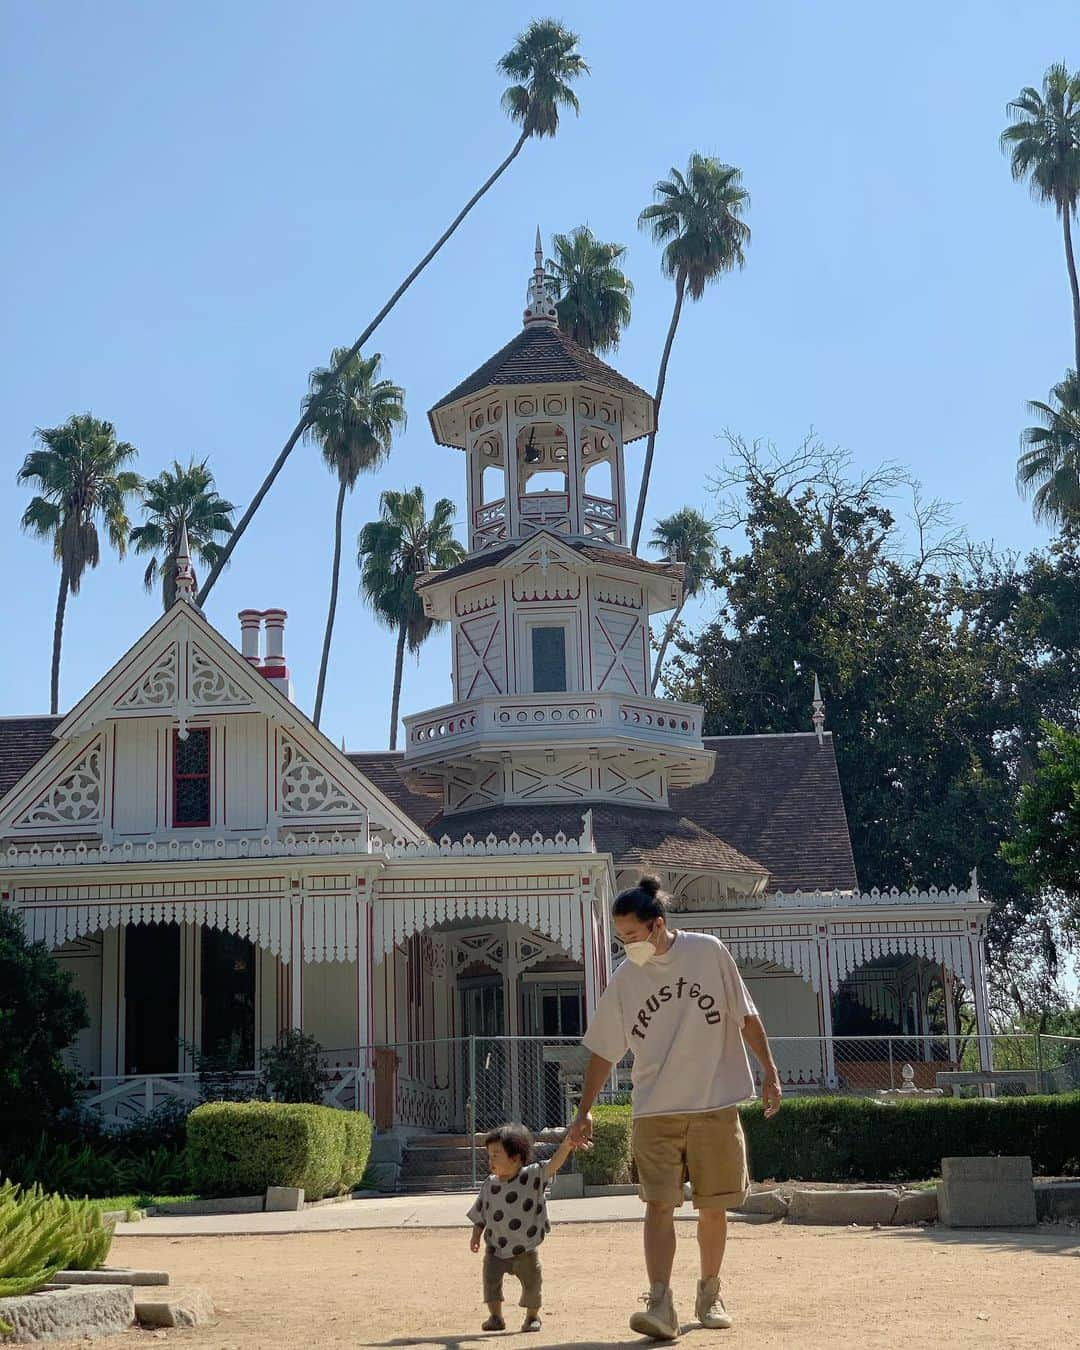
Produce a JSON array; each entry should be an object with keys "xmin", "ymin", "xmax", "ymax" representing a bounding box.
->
[{"xmin": 0, "ymin": 245, "xmax": 993, "ymax": 1128}]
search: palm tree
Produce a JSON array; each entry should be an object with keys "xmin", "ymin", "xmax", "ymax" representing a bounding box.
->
[
  {"xmin": 196, "ymin": 20, "xmax": 588, "ymax": 607},
  {"xmin": 631, "ymin": 155, "xmax": 750, "ymax": 553},
  {"xmin": 358, "ymin": 487, "xmax": 465, "ymax": 750},
  {"xmin": 649, "ymin": 507, "xmax": 717, "ymax": 692},
  {"xmin": 130, "ymin": 459, "xmax": 236, "ymax": 610},
  {"xmin": 305, "ymin": 350, "xmax": 406, "ymax": 729},
  {"xmin": 17, "ymin": 414, "xmax": 141, "ymax": 714},
  {"xmin": 546, "ymin": 226, "xmax": 633, "ymax": 352},
  {"xmin": 1017, "ymin": 369, "xmax": 1080, "ymax": 524},
  {"xmin": 1001, "ymin": 64, "xmax": 1080, "ymax": 373}
]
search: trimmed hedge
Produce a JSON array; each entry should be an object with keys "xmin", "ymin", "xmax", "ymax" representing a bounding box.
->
[
  {"xmin": 581, "ymin": 1094, "xmax": 1080, "ymax": 1185},
  {"xmin": 187, "ymin": 1102, "xmax": 373, "ymax": 1199}
]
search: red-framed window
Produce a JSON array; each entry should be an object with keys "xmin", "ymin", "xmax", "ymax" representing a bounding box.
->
[{"xmin": 172, "ymin": 728, "xmax": 211, "ymax": 827}]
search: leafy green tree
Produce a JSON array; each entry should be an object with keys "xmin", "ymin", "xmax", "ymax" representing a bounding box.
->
[
  {"xmin": 17, "ymin": 414, "xmax": 141, "ymax": 714},
  {"xmin": 303, "ymin": 351, "xmax": 406, "ymax": 728},
  {"xmin": 197, "ymin": 19, "xmax": 588, "ymax": 606},
  {"xmin": 1001, "ymin": 63, "xmax": 1080, "ymax": 372},
  {"xmin": 1001, "ymin": 722, "xmax": 1080, "ymax": 926},
  {"xmin": 649, "ymin": 507, "xmax": 717, "ymax": 691},
  {"xmin": 358, "ymin": 487, "xmax": 465, "ymax": 750},
  {"xmin": 129, "ymin": 458, "xmax": 236, "ymax": 610},
  {"xmin": 632, "ymin": 155, "xmax": 750, "ymax": 552},
  {"xmin": 0, "ymin": 906, "xmax": 89, "ymax": 1159},
  {"xmin": 667, "ymin": 438, "xmax": 1021, "ymax": 923},
  {"xmin": 1017, "ymin": 370, "xmax": 1080, "ymax": 525},
  {"xmin": 546, "ymin": 226, "xmax": 633, "ymax": 352}
]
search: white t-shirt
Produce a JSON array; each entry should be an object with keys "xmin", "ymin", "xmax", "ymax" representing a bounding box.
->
[{"xmin": 582, "ymin": 930, "xmax": 758, "ymax": 1117}]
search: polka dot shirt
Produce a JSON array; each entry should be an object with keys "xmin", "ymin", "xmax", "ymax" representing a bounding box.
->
[{"xmin": 467, "ymin": 1162, "xmax": 551, "ymax": 1256}]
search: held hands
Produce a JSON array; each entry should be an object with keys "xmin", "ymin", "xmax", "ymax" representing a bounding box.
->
[
  {"xmin": 567, "ymin": 1112, "xmax": 593, "ymax": 1147},
  {"xmin": 762, "ymin": 1072, "xmax": 783, "ymax": 1119}
]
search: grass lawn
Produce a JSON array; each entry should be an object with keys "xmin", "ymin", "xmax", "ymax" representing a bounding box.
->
[{"xmin": 86, "ymin": 1193, "xmax": 196, "ymax": 1219}]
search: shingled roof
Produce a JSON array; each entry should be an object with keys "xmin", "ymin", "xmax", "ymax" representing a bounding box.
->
[
  {"xmin": 416, "ymin": 536, "xmax": 683, "ymax": 590},
  {"xmin": 428, "ymin": 323, "xmax": 654, "ymax": 440},
  {"xmin": 671, "ymin": 733, "xmax": 859, "ymax": 893},
  {"xmin": 344, "ymin": 752, "xmax": 442, "ymax": 830},
  {"xmin": 0, "ymin": 716, "xmax": 61, "ymax": 801}
]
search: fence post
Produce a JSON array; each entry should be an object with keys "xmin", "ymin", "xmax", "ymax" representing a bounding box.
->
[
  {"xmin": 144, "ymin": 1077, "xmax": 154, "ymax": 1114},
  {"xmin": 468, "ymin": 1036, "xmax": 478, "ymax": 1189},
  {"xmin": 1034, "ymin": 1031, "xmax": 1044, "ymax": 1094},
  {"xmin": 888, "ymin": 1038, "xmax": 895, "ymax": 1091}
]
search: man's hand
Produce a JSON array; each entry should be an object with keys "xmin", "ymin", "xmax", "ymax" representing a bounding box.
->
[
  {"xmin": 568, "ymin": 1111, "xmax": 593, "ymax": 1147},
  {"xmin": 762, "ymin": 1071, "xmax": 783, "ymax": 1119}
]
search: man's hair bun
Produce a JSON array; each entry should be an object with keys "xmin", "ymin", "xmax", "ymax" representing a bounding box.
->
[
  {"xmin": 612, "ymin": 874, "xmax": 668, "ymax": 923},
  {"xmin": 639, "ymin": 875, "xmax": 662, "ymax": 899}
]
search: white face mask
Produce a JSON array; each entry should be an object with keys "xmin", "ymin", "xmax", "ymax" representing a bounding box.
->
[{"xmin": 623, "ymin": 938, "xmax": 656, "ymax": 967}]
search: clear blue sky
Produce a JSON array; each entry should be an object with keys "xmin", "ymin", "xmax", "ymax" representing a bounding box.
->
[{"xmin": 2, "ymin": 2, "xmax": 1076, "ymax": 748}]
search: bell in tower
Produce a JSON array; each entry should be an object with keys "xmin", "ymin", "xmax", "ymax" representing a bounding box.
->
[{"xmin": 404, "ymin": 236, "xmax": 714, "ymax": 815}]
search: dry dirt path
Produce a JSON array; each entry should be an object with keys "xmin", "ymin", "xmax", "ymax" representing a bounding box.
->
[{"xmin": 49, "ymin": 1220, "xmax": 1079, "ymax": 1349}]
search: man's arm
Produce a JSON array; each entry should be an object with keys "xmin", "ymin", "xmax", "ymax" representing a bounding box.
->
[
  {"xmin": 567, "ymin": 1053, "xmax": 613, "ymax": 1143},
  {"xmin": 741, "ymin": 1014, "xmax": 782, "ymax": 1117}
]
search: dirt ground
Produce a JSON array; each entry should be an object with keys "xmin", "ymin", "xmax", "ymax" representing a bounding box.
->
[{"xmin": 50, "ymin": 1221, "xmax": 1079, "ymax": 1349}]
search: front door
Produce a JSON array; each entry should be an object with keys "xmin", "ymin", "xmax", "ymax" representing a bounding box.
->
[
  {"xmin": 460, "ymin": 979, "xmax": 507, "ymax": 1129},
  {"xmin": 521, "ymin": 982, "xmax": 585, "ymax": 1127}
]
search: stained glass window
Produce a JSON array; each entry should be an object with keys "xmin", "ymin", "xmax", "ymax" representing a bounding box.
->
[{"xmin": 173, "ymin": 728, "xmax": 210, "ymax": 826}]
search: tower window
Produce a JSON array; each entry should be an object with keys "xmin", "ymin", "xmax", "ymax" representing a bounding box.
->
[
  {"xmin": 173, "ymin": 728, "xmax": 211, "ymax": 827},
  {"xmin": 531, "ymin": 626, "xmax": 567, "ymax": 693}
]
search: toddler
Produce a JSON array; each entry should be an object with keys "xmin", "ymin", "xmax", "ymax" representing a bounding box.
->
[{"xmin": 467, "ymin": 1123, "xmax": 579, "ymax": 1333}]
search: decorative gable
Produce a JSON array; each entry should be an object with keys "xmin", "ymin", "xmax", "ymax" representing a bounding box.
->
[
  {"xmin": 189, "ymin": 644, "xmax": 250, "ymax": 707},
  {"xmin": 115, "ymin": 644, "xmax": 179, "ymax": 710},
  {"xmin": 14, "ymin": 735, "xmax": 105, "ymax": 831},
  {"xmin": 276, "ymin": 729, "xmax": 368, "ymax": 821}
]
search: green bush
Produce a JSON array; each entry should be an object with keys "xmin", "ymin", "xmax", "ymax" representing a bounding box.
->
[
  {"xmin": 186, "ymin": 1101, "xmax": 373, "ymax": 1199},
  {"xmin": 575, "ymin": 1094, "xmax": 1080, "ymax": 1185},
  {"xmin": 7, "ymin": 1136, "xmax": 190, "ymax": 1200},
  {"xmin": 0, "ymin": 1181, "xmax": 114, "ymax": 1331},
  {"xmin": 576, "ymin": 1105, "xmax": 633, "ymax": 1186}
]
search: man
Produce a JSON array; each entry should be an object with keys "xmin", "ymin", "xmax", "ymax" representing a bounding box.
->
[{"xmin": 568, "ymin": 875, "xmax": 782, "ymax": 1339}]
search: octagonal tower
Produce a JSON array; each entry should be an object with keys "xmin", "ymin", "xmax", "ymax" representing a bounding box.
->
[{"xmin": 402, "ymin": 236, "xmax": 714, "ymax": 815}]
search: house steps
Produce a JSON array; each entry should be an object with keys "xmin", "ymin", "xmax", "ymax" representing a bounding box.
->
[{"xmin": 397, "ymin": 1131, "xmax": 563, "ymax": 1194}]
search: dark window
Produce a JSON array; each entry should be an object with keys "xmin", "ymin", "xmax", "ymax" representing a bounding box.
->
[
  {"xmin": 201, "ymin": 927, "xmax": 256, "ymax": 1069},
  {"xmin": 173, "ymin": 728, "xmax": 210, "ymax": 827},
  {"xmin": 531, "ymin": 627, "xmax": 567, "ymax": 693},
  {"xmin": 124, "ymin": 923, "xmax": 180, "ymax": 1074}
]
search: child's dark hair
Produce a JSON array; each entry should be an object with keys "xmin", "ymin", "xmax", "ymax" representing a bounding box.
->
[
  {"xmin": 484, "ymin": 1123, "xmax": 535, "ymax": 1165},
  {"xmin": 612, "ymin": 873, "xmax": 668, "ymax": 923}
]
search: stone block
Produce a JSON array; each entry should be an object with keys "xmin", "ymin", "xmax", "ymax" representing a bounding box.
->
[
  {"xmin": 736, "ymin": 1189, "xmax": 789, "ymax": 1219},
  {"xmin": 787, "ymin": 1188, "xmax": 900, "ymax": 1226},
  {"xmin": 53, "ymin": 1268, "xmax": 169, "ymax": 1286},
  {"xmin": 370, "ymin": 1132, "xmax": 406, "ymax": 1165},
  {"xmin": 363, "ymin": 1161, "xmax": 401, "ymax": 1191},
  {"xmin": 548, "ymin": 1172, "xmax": 584, "ymax": 1199},
  {"xmin": 893, "ymin": 1190, "xmax": 938, "ymax": 1224},
  {"xmin": 1035, "ymin": 1180, "xmax": 1080, "ymax": 1222},
  {"xmin": 265, "ymin": 1185, "xmax": 304, "ymax": 1211},
  {"xmin": 151, "ymin": 1195, "xmax": 262, "ymax": 1216},
  {"xmin": 135, "ymin": 1286, "xmax": 216, "ymax": 1329},
  {"xmin": 938, "ymin": 1156, "xmax": 1036, "ymax": 1227},
  {"xmin": 0, "ymin": 1284, "xmax": 134, "ymax": 1343}
]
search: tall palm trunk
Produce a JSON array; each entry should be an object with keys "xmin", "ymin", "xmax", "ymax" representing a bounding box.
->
[
  {"xmin": 631, "ymin": 269, "xmax": 687, "ymax": 554},
  {"xmin": 651, "ymin": 597, "xmax": 687, "ymax": 692},
  {"xmin": 50, "ymin": 560, "xmax": 69, "ymax": 716},
  {"xmin": 197, "ymin": 130, "xmax": 530, "ymax": 607},
  {"xmin": 388, "ymin": 619, "xmax": 408, "ymax": 751},
  {"xmin": 1063, "ymin": 209, "xmax": 1080, "ymax": 375},
  {"xmin": 313, "ymin": 478, "xmax": 348, "ymax": 729}
]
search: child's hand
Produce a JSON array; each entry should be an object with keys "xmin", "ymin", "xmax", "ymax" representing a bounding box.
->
[{"xmin": 470, "ymin": 1232, "xmax": 481, "ymax": 1253}]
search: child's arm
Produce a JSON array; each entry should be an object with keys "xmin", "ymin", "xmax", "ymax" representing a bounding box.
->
[
  {"xmin": 469, "ymin": 1222, "xmax": 484, "ymax": 1253},
  {"xmin": 543, "ymin": 1131, "xmax": 581, "ymax": 1180}
]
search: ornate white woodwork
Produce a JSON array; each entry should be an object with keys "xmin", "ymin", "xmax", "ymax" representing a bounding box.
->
[
  {"xmin": 116, "ymin": 645, "xmax": 179, "ymax": 709},
  {"xmin": 16, "ymin": 738, "xmax": 104, "ymax": 828},
  {"xmin": 190, "ymin": 645, "xmax": 249, "ymax": 706},
  {"xmin": 277, "ymin": 730, "xmax": 364, "ymax": 817}
]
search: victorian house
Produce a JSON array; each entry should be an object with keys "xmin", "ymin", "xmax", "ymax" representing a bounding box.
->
[{"xmin": 0, "ymin": 246, "xmax": 993, "ymax": 1132}]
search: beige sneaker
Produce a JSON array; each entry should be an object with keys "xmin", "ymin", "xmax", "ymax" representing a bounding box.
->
[
  {"xmin": 695, "ymin": 1277, "xmax": 732, "ymax": 1330},
  {"xmin": 630, "ymin": 1283, "xmax": 680, "ymax": 1341}
]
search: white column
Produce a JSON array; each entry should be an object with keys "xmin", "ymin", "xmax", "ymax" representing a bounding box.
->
[
  {"xmin": 567, "ymin": 403, "xmax": 583, "ymax": 535},
  {"xmin": 505, "ymin": 409, "xmax": 522, "ymax": 536},
  {"xmin": 356, "ymin": 890, "xmax": 372, "ymax": 1113},
  {"xmin": 969, "ymin": 929, "xmax": 993, "ymax": 1072},
  {"xmin": 289, "ymin": 899, "xmax": 303, "ymax": 1030},
  {"xmin": 943, "ymin": 968, "xmax": 959, "ymax": 1063},
  {"xmin": 178, "ymin": 923, "xmax": 202, "ymax": 1072},
  {"xmin": 815, "ymin": 929, "xmax": 837, "ymax": 1088},
  {"xmin": 504, "ymin": 927, "xmax": 521, "ymax": 1123}
]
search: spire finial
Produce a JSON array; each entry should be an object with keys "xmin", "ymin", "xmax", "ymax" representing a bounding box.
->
[
  {"xmin": 175, "ymin": 521, "xmax": 196, "ymax": 604},
  {"xmin": 524, "ymin": 227, "xmax": 558, "ymax": 328},
  {"xmin": 811, "ymin": 673, "xmax": 826, "ymax": 746}
]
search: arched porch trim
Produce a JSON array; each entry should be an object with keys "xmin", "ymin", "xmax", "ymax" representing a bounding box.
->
[{"xmin": 374, "ymin": 892, "xmax": 595, "ymax": 965}]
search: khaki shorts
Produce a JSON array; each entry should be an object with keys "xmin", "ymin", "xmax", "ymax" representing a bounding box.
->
[
  {"xmin": 483, "ymin": 1247, "xmax": 542, "ymax": 1309},
  {"xmin": 632, "ymin": 1106, "xmax": 749, "ymax": 1210}
]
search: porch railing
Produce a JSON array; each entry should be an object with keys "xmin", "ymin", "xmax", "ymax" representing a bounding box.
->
[{"xmin": 77, "ymin": 1033, "xmax": 1080, "ymax": 1123}]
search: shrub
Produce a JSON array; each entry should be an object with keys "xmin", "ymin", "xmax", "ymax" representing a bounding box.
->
[
  {"xmin": 576, "ymin": 1105, "xmax": 633, "ymax": 1186},
  {"xmin": 186, "ymin": 1101, "xmax": 373, "ymax": 1199},
  {"xmin": 574, "ymin": 1094, "xmax": 1080, "ymax": 1186},
  {"xmin": 0, "ymin": 1182, "xmax": 113, "ymax": 1331},
  {"xmin": 260, "ymin": 1030, "xmax": 332, "ymax": 1104}
]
